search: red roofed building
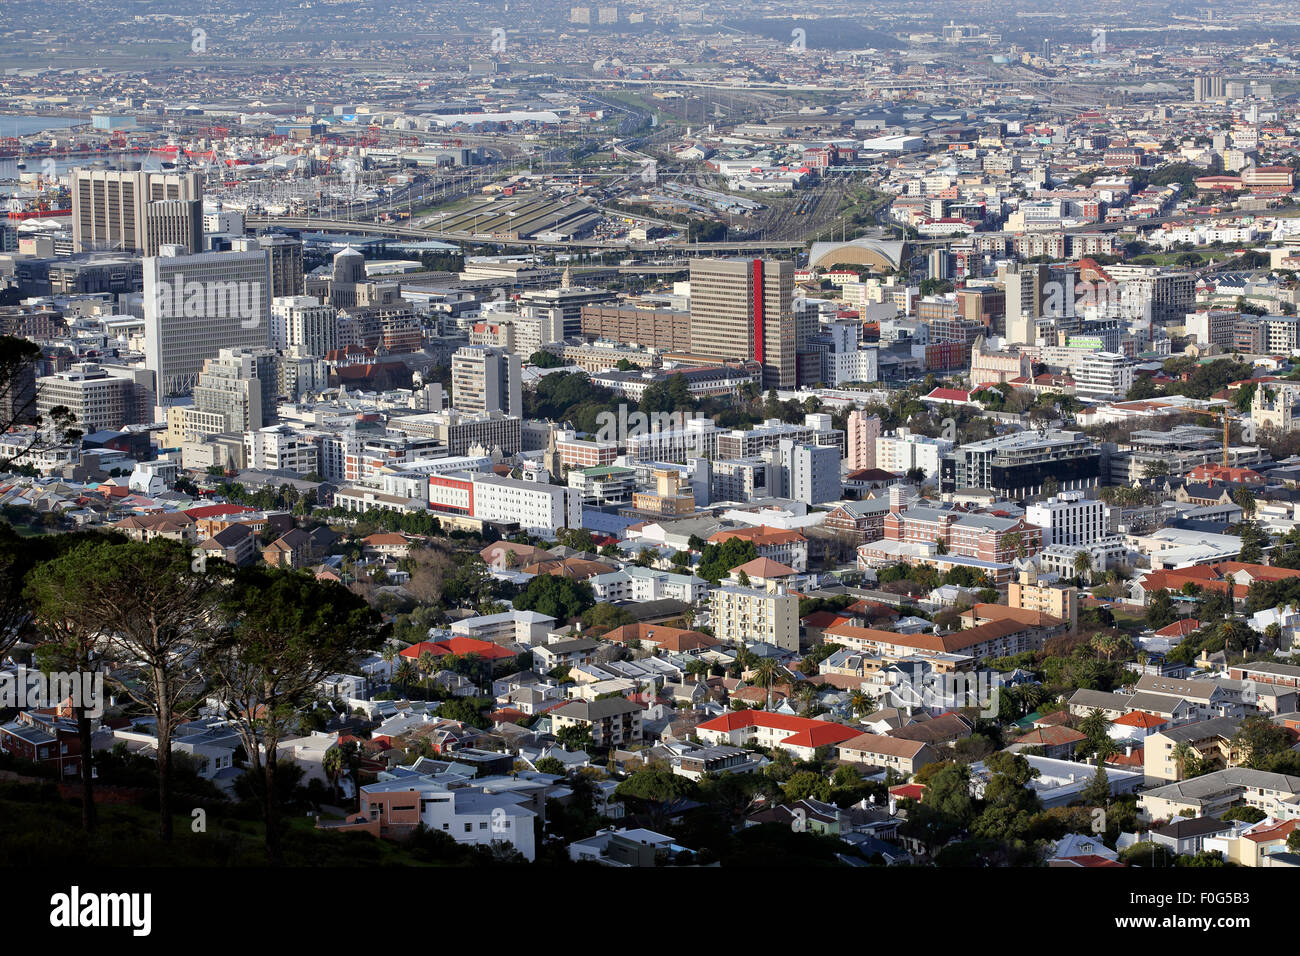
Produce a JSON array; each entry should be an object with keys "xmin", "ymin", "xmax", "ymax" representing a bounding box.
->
[
  {"xmin": 728, "ymin": 556, "xmax": 799, "ymax": 587},
  {"xmin": 399, "ymin": 636, "xmax": 517, "ymax": 662},
  {"xmin": 922, "ymin": 386, "xmax": 974, "ymax": 406},
  {"xmin": 1013, "ymin": 725, "xmax": 1087, "ymax": 759},
  {"xmin": 695, "ymin": 711, "xmax": 862, "ymax": 760},
  {"xmin": 184, "ymin": 503, "xmax": 258, "ymax": 520},
  {"xmin": 1154, "ymin": 618, "xmax": 1201, "ymax": 641},
  {"xmin": 1137, "ymin": 562, "xmax": 1300, "ymax": 606},
  {"xmin": 1185, "ymin": 463, "xmax": 1264, "ymax": 485},
  {"xmin": 888, "ymin": 783, "xmax": 926, "ymax": 808},
  {"xmin": 1112, "ymin": 710, "xmax": 1170, "ymax": 742}
]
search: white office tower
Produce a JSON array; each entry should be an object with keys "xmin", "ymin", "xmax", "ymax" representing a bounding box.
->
[
  {"xmin": 271, "ymin": 295, "xmax": 338, "ymax": 355},
  {"xmin": 451, "ymin": 345, "xmax": 522, "ymax": 416},
  {"xmin": 72, "ymin": 168, "xmax": 203, "ymax": 255},
  {"xmin": 144, "ymin": 245, "xmax": 272, "ymax": 397}
]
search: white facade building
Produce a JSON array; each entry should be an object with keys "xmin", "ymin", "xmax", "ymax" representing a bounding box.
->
[
  {"xmin": 1025, "ymin": 491, "xmax": 1114, "ymax": 547},
  {"xmin": 470, "ymin": 473, "xmax": 581, "ymax": 537},
  {"xmin": 875, "ymin": 428, "xmax": 953, "ymax": 478}
]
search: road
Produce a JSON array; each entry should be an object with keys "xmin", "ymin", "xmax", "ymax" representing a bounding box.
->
[{"xmin": 245, "ymin": 215, "xmax": 804, "ymax": 253}]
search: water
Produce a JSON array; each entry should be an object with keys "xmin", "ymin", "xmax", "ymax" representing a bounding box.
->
[
  {"xmin": 0, "ymin": 113, "xmax": 88, "ymax": 137},
  {"xmin": 0, "ymin": 152, "xmax": 165, "ymax": 185}
]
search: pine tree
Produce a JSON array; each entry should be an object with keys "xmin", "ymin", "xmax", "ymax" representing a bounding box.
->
[{"xmin": 1081, "ymin": 758, "xmax": 1110, "ymax": 806}]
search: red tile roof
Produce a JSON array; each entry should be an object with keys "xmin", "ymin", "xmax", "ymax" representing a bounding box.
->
[
  {"xmin": 1114, "ymin": 710, "xmax": 1167, "ymax": 728},
  {"xmin": 1154, "ymin": 619, "xmax": 1200, "ymax": 638},
  {"xmin": 399, "ymin": 636, "xmax": 516, "ymax": 661},
  {"xmin": 696, "ymin": 710, "xmax": 861, "ymax": 748}
]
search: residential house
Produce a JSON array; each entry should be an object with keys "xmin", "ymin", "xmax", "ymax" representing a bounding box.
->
[
  {"xmin": 1143, "ymin": 716, "xmax": 1244, "ymax": 784},
  {"xmin": 550, "ymin": 697, "xmax": 644, "ymax": 747},
  {"xmin": 1140, "ymin": 768, "xmax": 1300, "ymax": 822},
  {"xmin": 838, "ymin": 733, "xmax": 939, "ymax": 776}
]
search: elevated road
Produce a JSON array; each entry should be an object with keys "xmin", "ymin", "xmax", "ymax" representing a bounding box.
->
[{"xmin": 245, "ymin": 215, "xmax": 805, "ymax": 253}]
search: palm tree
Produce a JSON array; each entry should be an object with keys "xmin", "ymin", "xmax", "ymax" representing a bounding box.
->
[
  {"xmin": 848, "ymin": 689, "xmax": 875, "ymax": 717},
  {"xmin": 754, "ymin": 658, "xmax": 779, "ymax": 710},
  {"xmin": 1171, "ymin": 741, "xmax": 1200, "ymax": 781},
  {"xmin": 1073, "ymin": 550, "xmax": 1094, "ymax": 584},
  {"xmin": 1091, "ymin": 632, "xmax": 1118, "ymax": 662},
  {"xmin": 417, "ymin": 650, "xmax": 437, "ymax": 691},
  {"xmin": 322, "ymin": 745, "xmax": 343, "ymax": 802},
  {"xmin": 394, "ymin": 658, "xmax": 417, "ymax": 696},
  {"xmin": 796, "ymin": 683, "xmax": 819, "ymax": 716}
]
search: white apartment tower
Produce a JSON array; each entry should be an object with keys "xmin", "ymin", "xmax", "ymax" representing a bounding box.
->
[
  {"xmin": 451, "ymin": 345, "xmax": 522, "ymax": 417},
  {"xmin": 271, "ymin": 295, "xmax": 338, "ymax": 355}
]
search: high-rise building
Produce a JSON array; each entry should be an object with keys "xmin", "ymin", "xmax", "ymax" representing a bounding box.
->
[
  {"xmin": 329, "ymin": 247, "xmax": 368, "ymax": 308},
  {"xmin": 846, "ymin": 410, "xmax": 881, "ymax": 470},
  {"xmin": 689, "ymin": 258, "xmax": 795, "ymax": 389},
  {"xmin": 271, "ymin": 295, "xmax": 338, "ymax": 355},
  {"xmin": 1025, "ymin": 491, "xmax": 1114, "ymax": 547},
  {"xmin": 1002, "ymin": 263, "xmax": 1050, "ymax": 345},
  {"xmin": 245, "ymin": 424, "xmax": 319, "ymax": 474},
  {"xmin": 451, "ymin": 346, "xmax": 522, "ymax": 417},
  {"xmin": 144, "ymin": 246, "xmax": 272, "ymax": 397},
  {"xmin": 257, "ymin": 234, "xmax": 305, "ymax": 298},
  {"xmin": 72, "ymin": 168, "xmax": 203, "ymax": 255},
  {"xmin": 709, "ymin": 584, "xmax": 799, "ymax": 652},
  {"xmin": 940, "ymin": 430, "xmax": 1101, "ymax": 499},
  {"xmin": 1075, "ymin": 350, "xmax": 1134, "ymax": 399},
  {"xmin": 518, "ymin": 282, "xmax": 618, "ymax": 339},
  {"xmin": 144, "ymin": 198, "xmax": 204, "ymax": 257},
  {"xmin": 192, "ymin": 348, "xmax": 278, "ymax": 432},
  {"xmin": 1194, "ymin": 76, "xmax": 1225, "ymax": 102},
  {"xmin": 774, "ymin": 439, "xmax": 840, "ymax": 505}
]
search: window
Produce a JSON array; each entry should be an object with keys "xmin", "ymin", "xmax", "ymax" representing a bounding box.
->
[{"xmin": 465, "ymin": 822, "xmax": 473, "ymax": 833}]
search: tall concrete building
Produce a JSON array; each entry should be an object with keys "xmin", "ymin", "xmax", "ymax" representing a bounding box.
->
[
  {"xmin": 144, "ymin": 246, "xmax": 272, "ymax": 397},
  {"xmin": 451, "ymin": 345, "xmax": 522, "ymax": 417},
  {"xmin": 689, "ymin": 258, "xmax": 796, "ymax": 389},
  {"xmin": 257, "ymin": 234, "xmax": 305, "ymax": 298},
  {"xmin": 775, "ymin": 439, "xmax": 840, "ymax": 505},
  {"xmin": 1194, "ymin": 76, "xmax": 1225, "ymax": 102},
  {"xmin": 271, "ymin": 295, "xmax": 338, "ymax": 355},
  {"xmin": 328, "ymin": 246, "xmax": 367, "ymax": 308},
  {"xmin": 846, "ymin": 409, "xmax": 881, "ymax": 470},
  {"xmin": 1002, "ymin": 262, "xmax": 1050, "ymax": 346},
  {"xmin": 72, "ymin": 168, "xmax": 203, "ymax": 255},
  {"xmin": 192, "ymin": 348, "xmax": 278, "ymax": 431}
]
